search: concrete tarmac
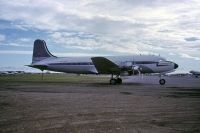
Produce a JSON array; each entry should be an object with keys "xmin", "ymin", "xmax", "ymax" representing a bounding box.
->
[
  {"xmin": 0, "ymin": 80, "xmax": 200, "ymax": 133},
  {"xmin": 124, "ymin": 75, "xmax": 200, "ymax": 87}
]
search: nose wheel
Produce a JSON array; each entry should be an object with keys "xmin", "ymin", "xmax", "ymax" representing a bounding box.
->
[{"xmin": 159, "ymin": 79, "xmax": 166, "ymax": 85}]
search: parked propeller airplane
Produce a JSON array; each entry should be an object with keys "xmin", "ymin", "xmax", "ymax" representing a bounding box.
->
[
  {"xmin": 190, "ymin": 70, "xmax": 200, "ymax": 78},
  {"xmin": 28, "ymin": 39, "xmax": 178, "ymax": 85}
]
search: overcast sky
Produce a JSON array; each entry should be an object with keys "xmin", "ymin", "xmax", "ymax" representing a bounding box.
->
[{"xmin": 0, "ymin": 0, "xmax": 200, "ymax": 72}]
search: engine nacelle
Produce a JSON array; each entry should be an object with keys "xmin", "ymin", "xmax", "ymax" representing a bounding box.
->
[
  {"xmin": 121, "ymin": 70, "xmax": 140, "ymax": 76},
  {"xmin": 120, "ymin": 71, "xmax": 131, "ymax": 76},
  {"xmin": 132, "ymin": 65, "xmax": 142, "ymax": 75},
  {"xmin": 120, "ymin": 65, "xmax": 142, "ymax": 76}
]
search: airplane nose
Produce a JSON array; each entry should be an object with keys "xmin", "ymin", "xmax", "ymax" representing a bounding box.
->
[{"xmin": 174, "ymin": 63, "xmax": 178, "ymax": 69}]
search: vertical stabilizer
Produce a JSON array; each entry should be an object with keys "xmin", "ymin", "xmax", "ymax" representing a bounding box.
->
[{"xmin": 32, "ymin": 39, "xmax": 56, "ymax": 63}]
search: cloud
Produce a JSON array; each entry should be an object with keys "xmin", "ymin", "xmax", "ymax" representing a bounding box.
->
[
  {"xmin": 18, "ymin": 38, "xmax": 31, "ymax": 42},
  {"xmin": 50, "ymin": 31, "xmax": 160, "ymax": 55},
  {"xmin": 0, "ymin": 50, "xmax": 32, "ymax": 55},
  {"xmin": 0, "ymin": 0, "xmax": 200, "ymax": 72},
  {"xmin": 0, "ymin": 37, "xmax": 33, "ymax": 47},
  {"xmin": 169, "ymin": 52, "xmax": 176, "ymax": 56},
  {"xmin": 0, "ymin": 34, "xmax": 5, "ymax": 42},
  {"xmin": 180, "ymin": 53, "xmax": 200, "ymax": 61},
  {"xmin": 0, "ymin": 0, "xmax": 199, "ymax": 40},
  {"xmin": 1, "ymin": 43, "xmax": 32, "ymax": 47},
  {"xmin": 0, "ymin": 50, "xmax": 103, "ymax": 56},
  {"xmin": 50, "ymin": 31, "xmax": 99, "ymax": 50},
  {"xmin": 0, "ymin": 0, "xmax": 188, "ymax": 33},
  {"xmin": 184, "ymin": 37, "xmax": 199, "ymax": 42}
]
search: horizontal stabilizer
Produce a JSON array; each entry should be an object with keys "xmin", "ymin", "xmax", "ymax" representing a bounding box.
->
[
  {"xmin": 26, "ymin": 65, "xmax": 47, "ymax": 71},
  {"xmin": 91, "ymin": 57, "xmax": 120, "ymax": 74}
]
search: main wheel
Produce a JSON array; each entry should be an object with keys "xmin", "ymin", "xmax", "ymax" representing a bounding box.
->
[
  {"xmin": 110, "ymin": 79, "xmax": 117, "ymax": 85},
  {"xmin": 116, "ymin": 78, "xmax": 122, "ymax": 84},
  {"xmin": 159, "ymin": 79, "xmax": 166, "ymax": 85}
]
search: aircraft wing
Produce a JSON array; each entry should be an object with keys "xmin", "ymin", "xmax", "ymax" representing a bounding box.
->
[{"xmin": 91, "ymin": 57, "xmax": 120, "ymax": 74}]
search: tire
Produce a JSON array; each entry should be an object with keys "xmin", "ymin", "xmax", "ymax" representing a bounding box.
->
[
  {"xmin": 116, "ymin": 78, "xmax": 122, "ymax": 84},
  {"xmin": 110, "ymin": 79, "xmax": 116, "ymax": 85},
  {"xmin": 159, "ymin": 79, "xmax": 166, "ymax": 85}
]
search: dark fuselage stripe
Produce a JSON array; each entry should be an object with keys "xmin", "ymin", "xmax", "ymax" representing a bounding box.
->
[
  {"xmin": 49, "ymin": 62, "xmax": 168, "ymax": 67},
  {"xmin": 49, "ymin": 62, "xmax": 93, "ymax": 66}
]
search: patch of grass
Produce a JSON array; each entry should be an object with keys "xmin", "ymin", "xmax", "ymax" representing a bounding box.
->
[{"xmin": 0, "ymin": 73, "xmax": 109, "ymax": 84}]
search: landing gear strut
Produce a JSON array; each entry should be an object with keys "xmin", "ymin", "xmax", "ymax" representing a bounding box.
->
[{"xmin": 110, "ymin": 74, "xmax": 122, "ymax": 85}]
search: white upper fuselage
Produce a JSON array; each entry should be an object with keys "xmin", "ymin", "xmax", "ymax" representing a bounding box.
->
[{"xmin": 32, "ymin": 55, "xmax": 177, "ymax": 74}]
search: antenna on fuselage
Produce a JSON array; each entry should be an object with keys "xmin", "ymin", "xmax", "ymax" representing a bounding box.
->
[
  {"xmin": 39, "ymin": 68, "xmax": 45, "ymax": 81},
  {"xmin": 42, "ymin": 70, "xmax": 44, "ymax": 81}
]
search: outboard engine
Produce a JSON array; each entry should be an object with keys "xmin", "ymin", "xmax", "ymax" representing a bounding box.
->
[
  {"xmin": 120, "ymin": 61, "xmax": 141, "ymax": 76},
  {"xmin": 123, "ymin": 65, "xmax": 141, "ymax": 76},
  {"xmin": 132, "ymin": 65, "xmax": 141, "ymax": 75}
]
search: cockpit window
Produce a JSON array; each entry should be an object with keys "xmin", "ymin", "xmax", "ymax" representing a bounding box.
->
[{"xmin": 159, "ymin": 57, "xmax": 166, "ymax": 61}]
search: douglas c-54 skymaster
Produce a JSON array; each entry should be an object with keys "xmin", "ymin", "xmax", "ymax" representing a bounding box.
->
[{"xmin": 28, "ymin": 39, "xmax": 178, "ymax": 85}]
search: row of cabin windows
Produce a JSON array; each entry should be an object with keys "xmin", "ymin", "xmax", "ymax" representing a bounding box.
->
[
  {"xmin": 50, "ymin": 62, "xmax": 93, "ymax": 65},
  {"xmin": 50, "ymin": 61, "xmax": 158, "ymax": 66}
]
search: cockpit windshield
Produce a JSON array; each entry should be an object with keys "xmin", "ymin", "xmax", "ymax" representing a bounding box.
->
[{"xmin": 159, "ymin": 57, "xmax": 166, "ymax": 61}]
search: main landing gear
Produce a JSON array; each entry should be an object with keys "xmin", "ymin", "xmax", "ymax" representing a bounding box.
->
[
  {"xmin": 109, "ymin": 74, "xmax": 166, "ymax": 85},
  {"xmin": 110, "ymin": 74, "xmax": 122, "ymax": 85}
]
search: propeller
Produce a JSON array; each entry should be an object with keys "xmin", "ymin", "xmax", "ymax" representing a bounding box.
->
[
  {"xmin": 122, "ymin": 57, "xmax": 142, "ymax": 76},
  {"xmin": 132, "ymin": 65, "xmax": 141, "ymax": 75},
  {"xmin": 132, "ymin": 57, "xmax": 141, "ymax": 75}
]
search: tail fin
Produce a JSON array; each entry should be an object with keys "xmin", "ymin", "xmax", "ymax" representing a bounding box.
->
[{"xmin": 32, "ymin": 39, "xmax": 56, "ymax": 63}]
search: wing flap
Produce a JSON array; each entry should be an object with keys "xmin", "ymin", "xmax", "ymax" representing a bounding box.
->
[{"xmin": 91, "ymin": 57, "xmax": 120, "ymax": 74}]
